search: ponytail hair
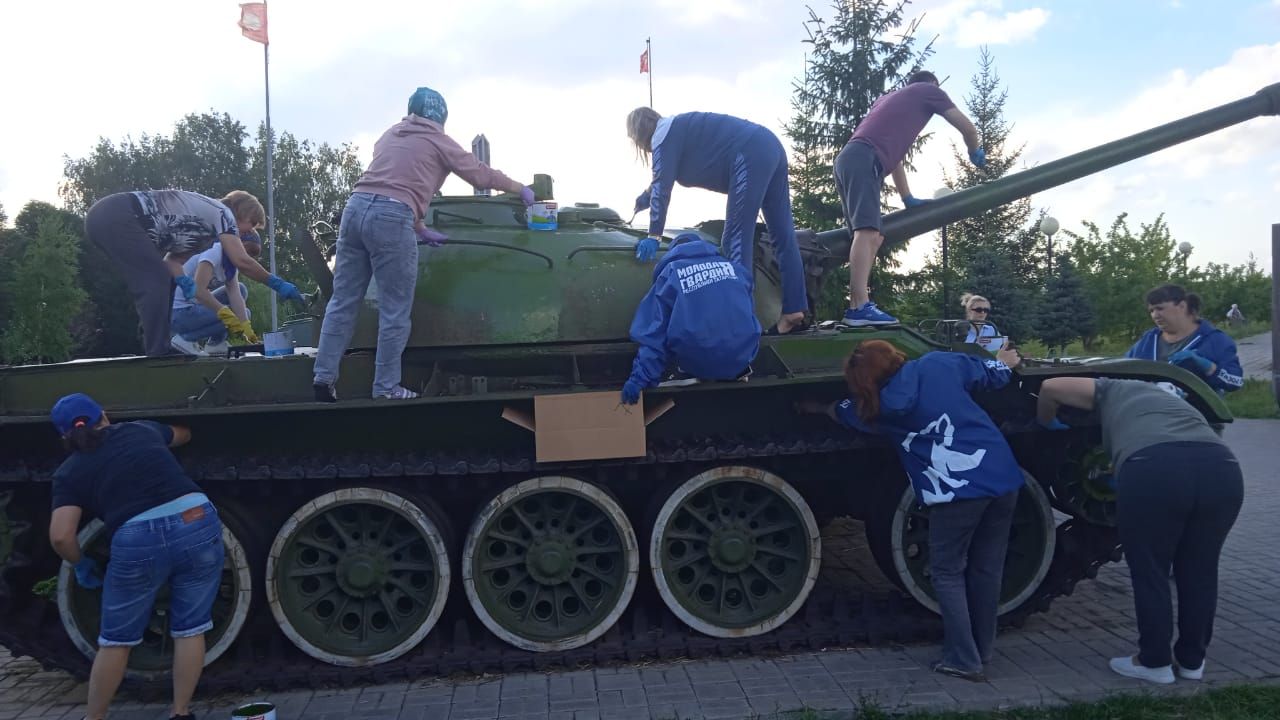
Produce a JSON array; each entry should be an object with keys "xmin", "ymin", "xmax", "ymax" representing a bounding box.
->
[
  {"xmin": 62, "ymin": 418, "xmax": 106, "ymax": 453},
  {"xmin": 843, "ymin": 340, "xmax": 908, "ymax": 424}
]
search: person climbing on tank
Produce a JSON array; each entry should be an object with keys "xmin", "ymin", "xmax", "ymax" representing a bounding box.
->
[
  {"xmin": 620, "ymin": 232, "xmax": 759, "ymax": 403},
  {"xmin": 1125, "ymin": 284, "xmax": 1243, "ymax": 395},
  {"xmin": 797, "ymin": 340, "xmax": 1025, "ymax": 682},
  {"xmin": 835, "ymin": 71, "xmax": 985, "ymax": 327},
  {"xmin": 47, "ymin": 393, "xmax": 223, "ymax": 720},
  {"xmin": 83, "ymin": 189, "xmax": 303, "ymax": 357},
  {"xmin": 1036, "ymin": 377, "xmax": 1242, "ymax": 684},
  {"xmin": 169, "ymin": 230, "xmax": 264, "ymax": 356},
  {"xmin": 312, "ymin": 86, "xmax": 538, "ymax": 402},
  {"xmin": 625, "ymin": 107, "xmax": 808, "ymax": 336}
]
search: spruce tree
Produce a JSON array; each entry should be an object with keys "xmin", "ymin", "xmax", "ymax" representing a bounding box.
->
[
  {"xmin": 1037, "ymin": 255, "xmax": 1096, "ymax": 355},
  {"xmin": 0, "ymin": 217, "xmax": 88, "ymax": 364},
  {"xmin": 959, "ymin": 247, "xmax": 1036, "ymax": 343}
]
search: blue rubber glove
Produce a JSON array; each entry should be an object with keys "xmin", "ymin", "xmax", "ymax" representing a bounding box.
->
[
  {"xmin": 635, "ymin": 237, "xmax": 659, "ymax": 262},
  {"xmin": 519, "ymin": 186, "xmax": 536, "ymax": 206},
  {"xmin": 174, "ymin": 275, "xmax": 197, "ymax": 301},
  {"xmin": 1037, "ymin": 417, "xmax": 1070, "ymax": 431},
  {"xmin": 74, "ymin": 556, "xmax": 103, "ymax": 590},
  {"xmin": 266, "ymin": 274, "xmax": 303, "ymax": 303},
  {"xmin": 416, "ymin": 227, "xmax": 448, "ymax": 247},
  {"xmin": 634, "ymin": 189, "xmax": 651, "ymax": 213},
  {"xmin": 621, "ymin": 380, "xmax": 643, "ymax": 405},
  {"xmin": 1169, "ymin": 349, "xmax": 1213, "ymax": 375},
  {"xmin": 903, "ymin": 195, "xmax": 927, "ymax": 209},
  {"xmin": 969, "ymin": 147, "xmax": 987, "ymax": 168}
]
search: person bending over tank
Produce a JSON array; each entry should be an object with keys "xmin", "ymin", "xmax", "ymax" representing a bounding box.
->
[
  {"xmin": 312, "ymin": 86, "xmax": 538, "ymax": 402},
  {"xmin": 1125, "ymin": 284, "xmax": 1243, "ymax": 394},
  {"xmin": 798, "ymin": 340, "xmax": 1024, "ymax": 682},
  {"xmin": 620, "ymin": 232, "xmax": 760, "ymax": 404},
  {"xmin": 625, "ymin": 107, "xmax": 808, "ymax": 336},
  {"xmin": 84, "ymin": 189, "xmax": 302, "ymax": 357},
  {"xmin": 48, "ymin": 393, "xmax": 224, "ymax": 720},
  {"xmin": 169, "ymin": 231, "xmax": 264, "ymax": 356},
  {"xmin": 836, "ymin": 71, "xmax": 985, "ymax": 327},
  {"xmin": 1036, "ymin": 378, "xmax": 1243, "ymax": 684}
]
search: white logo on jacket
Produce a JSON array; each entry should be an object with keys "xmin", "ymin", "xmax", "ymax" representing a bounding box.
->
[
  {"xmin": 675, "ymin": 261, "xmax": 737, "ymax": 294},
  {"xmin": 901, "ymin": 413, "xmax": 986, "ymax": 504}
]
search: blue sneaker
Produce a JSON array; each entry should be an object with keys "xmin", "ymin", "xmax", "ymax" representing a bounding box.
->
[{"xmin": 842, "ymin": 302, "xmax": 899, "ymax": 327}]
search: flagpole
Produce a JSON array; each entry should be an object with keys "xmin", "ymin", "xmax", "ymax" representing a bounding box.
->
[
  {"xmin": 647, "ymin": 38, "xmax": 653, "ymax": 107},
  {"xmin": 263, "ymin": 19, "xmax": 277, "ymax": 332}
]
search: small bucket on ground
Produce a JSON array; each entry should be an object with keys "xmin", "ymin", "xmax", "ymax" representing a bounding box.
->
[
  {"xmin": 231, "ymin": 702, "xmax": 276, "ymax": 720},
  {"xmin": 526, "ymin": 201, "xmax": 558, "ymax": 231},
  {"xmin": 263, "ymin": 330, "xmax": 294, "ymax": 357}
]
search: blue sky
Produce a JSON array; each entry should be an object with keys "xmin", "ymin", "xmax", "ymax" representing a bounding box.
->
[{"xmin": 1, "ymin": 0, "xmax": 1276, "ymax": 275}]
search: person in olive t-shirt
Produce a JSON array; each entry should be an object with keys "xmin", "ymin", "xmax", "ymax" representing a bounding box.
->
[
  {"xmin": 1036, "ymin": 378, "xmax": 1243, "ymax": 686},
  {"xmin": 48, "ymin": 393, "xmax": 223, "ymax": 720}
]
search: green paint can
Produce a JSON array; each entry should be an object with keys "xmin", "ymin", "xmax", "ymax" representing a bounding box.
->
[{"xmin": 231, "ymin": 702, "xmax": 276, "ymax": 720}]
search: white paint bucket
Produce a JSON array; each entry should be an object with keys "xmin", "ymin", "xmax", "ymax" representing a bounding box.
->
[
  {"xmin": 263, "ymin": 330, "xmax": 294, "ymax": 357},
  {"xmin": 231, "ymin": 702, "xmax": 276, "ymax": 720}
]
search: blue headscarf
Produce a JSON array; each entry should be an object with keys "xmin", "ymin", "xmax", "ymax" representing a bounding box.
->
[{"xmin": 407, "ymin": 87, "xmax": 448, "ymax": 125}]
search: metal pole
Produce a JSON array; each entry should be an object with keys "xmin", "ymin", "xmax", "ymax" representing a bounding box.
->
[
  {"xmin": 1272, "ymin": 223, "xmax": 1279, "ymax": 408},
  {"xmin": 940, "ymin": 225, "xmax": 948, "ymax": 319},
  {"xmin": 1046, "ymin": 232, "xmax": 1053, "ymax": 277},
  {"xmin": 264, "ymin": 35, "xmax": 278, "ymax": 331},
  {"xmin": 647, "ymin": 38, "xmax": 653, "ymax": 107}
]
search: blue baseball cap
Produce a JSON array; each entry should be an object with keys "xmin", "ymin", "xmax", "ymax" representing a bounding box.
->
[
  {"xmin": 407, "ymin": 86, "xmax": 448, "ymax": 125},
  {"xmin": 51, "ymin": 393, "xmax": 103, "ymax": 435},
  {"xmin": 671, "ymin": 232, "xmax": 703, "ymax": 247}
]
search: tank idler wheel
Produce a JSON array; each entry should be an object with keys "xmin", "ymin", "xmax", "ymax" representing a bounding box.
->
[
  {"xmin": 881, "ymin": 470, "xmax": 1057, "ymax": 616},
  {"xmin": 463, "ymin": 477, "xmax": 639, "ymax": 652},
  {"xmin": 1051, "ymin": 444, "xmax": 1118, "ymax": 527},
  {"xmin": 650, "ymin": 466, "xmax": 821, "ymax": 638},
  {"xmin": 57, "ymin": 515, "xmax": 253, "ymax": 679},
  {"xmin": 267, "ymin": 488, "xmax": 451, "ymax": 666}
]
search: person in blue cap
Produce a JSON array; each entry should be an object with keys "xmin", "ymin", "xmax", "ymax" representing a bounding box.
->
[
  {"xmin": 625, "ymin": 107, "xmax": 808, "ymax": 336},
  {"xmin": 47, "ymin": 393, "xmax": 221, "ymax": 720},
  {"xmin": 312, "ymin": 86, "xmax": 537, "ymax": 402},
  {"xmin": 621, "ymin": 232, "xmax": 760, "ymax": 403},
  {"xmin": 1125, "ymin": 284, "xmax": 1243, "ymax": 395}
]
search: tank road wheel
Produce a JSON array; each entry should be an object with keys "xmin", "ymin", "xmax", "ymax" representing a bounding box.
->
[
  {"xmin": 650, "ymin": 466, "xmax": 821, "ymax": 637},
  {"xmin": 463, "ymin": 477, "xmax": 639, "ymax": 651},
  {"xmin": 57, "ymin": 516, "xmax": 253, "ymax": 679},
  {"xmin": 1051, "ymin": 444, "xmax": 1118, "ymax": 526},
  {"xmin": 267, "ymin": 488, "xmax": 451, "ymax": 666},
  {"xmin": 875, "ymin": 471, "xmax": 1056, "ymax": 616}
]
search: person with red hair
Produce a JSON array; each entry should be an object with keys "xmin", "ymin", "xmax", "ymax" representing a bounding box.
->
[{"xmin": 799, "ymin": 340, "xmax": 1023, "ymax": 682}]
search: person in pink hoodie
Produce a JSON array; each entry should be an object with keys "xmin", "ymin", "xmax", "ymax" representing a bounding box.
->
[{"xmin": 312, "ymin": 86, "xmax": 536, "ymax": 401}]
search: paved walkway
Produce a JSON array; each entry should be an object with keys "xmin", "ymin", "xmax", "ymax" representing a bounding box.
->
[
  {"xmin": 1236, "ymin": 331, "xmax": 1272, "ymax": 381},
  {"xmin": 3, "ymin": 420, "xmax": 1278, "ymax": 720}
]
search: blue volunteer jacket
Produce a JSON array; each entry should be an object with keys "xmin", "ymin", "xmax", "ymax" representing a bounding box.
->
[
  {"xmin": 647, "ymin": 112, "xmax": 769, "ymax": 237},
  {"xmin": 626, "ymin": 239, "xmax": 761, "ymax": 388},
  {"xmin": 1124, "ymin": 319, "xmax": 1244, "ymax": 393},
  {"xmin": 834, "ymin": 352, "xmax": 1025, "ymax": 506}
]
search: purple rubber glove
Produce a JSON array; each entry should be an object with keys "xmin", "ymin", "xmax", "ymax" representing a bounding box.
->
[
  {"xmin": 416, "ymin": 227, "xmax": 448, "ymax": 247},
  {"xmin": 520, "ymin": 186, "xmax": 536, "ymax": 206}
]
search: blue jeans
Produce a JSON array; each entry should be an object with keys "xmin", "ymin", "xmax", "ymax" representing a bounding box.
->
[
  {"xmin": 312, "ymin": 192, "xmax": 419, "ymax": 396},
  {"xmin": 170, "ymin": 283, "xmax": 250, "ymax": 342},
  {"xmin": 99, "ymin": 503, "xmax": 224, "ymax": 647},
  {"xmin": 927, "ymin": 490, "xmax": 1018, "ymax": 673}
]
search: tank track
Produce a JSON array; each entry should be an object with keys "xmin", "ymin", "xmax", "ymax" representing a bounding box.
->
[{"xmin": 0, "ymin": 430, "xmax": 1120, "ymax": 697}]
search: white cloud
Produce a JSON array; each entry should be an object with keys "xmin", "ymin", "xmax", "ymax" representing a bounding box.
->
[
  {"xmin": 914, "ymin": 1, "xmax": 1050, "ymax": 47},
  {"xmin": 654, "ymin": 0, "xmax": 751, "ymax": 26}
]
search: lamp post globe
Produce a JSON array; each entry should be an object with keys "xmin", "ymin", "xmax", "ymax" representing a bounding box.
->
[
  {"xmin": 1040, "ymin": 216, "xmax": 1060, "ymax": 276},
  {"xmin": 1178, "ymin": 241, "xmax": 1193, "ymax": 256}
]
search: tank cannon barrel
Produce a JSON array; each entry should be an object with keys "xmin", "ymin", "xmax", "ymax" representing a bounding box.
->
[{"xmin": 811, "ymin": 82, "xmax": 1280, "ymax": 258}]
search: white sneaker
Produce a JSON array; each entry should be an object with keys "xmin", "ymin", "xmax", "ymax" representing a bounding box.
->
[
  {"xmin": 170, "ymin": 335, "xmax": 206, "ymax": 356},
  {"xmin": 203, "ymin": 340, "xmax": 229, "ymax": 356},
  {"xmin": 1109, "ymin": 656, "xmax": 1175, "ymax": 684},
  {"xmin": 1177, "ymin": 661, "xmax": 1204, "ymax": 680},
  {"xmin": 375, "ymin": 385, "xmax": 420, "ymax": 400}
]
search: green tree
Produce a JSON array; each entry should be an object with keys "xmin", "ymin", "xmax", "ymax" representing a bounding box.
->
[
  {"xmin": 957, "ymin": 246, "xmax": 1038, "ymax": 343},
  {"xmin": 0, "ymin": 216, "xmax": 88, "ymax": 364},
  {"xmin": 1188, "ymin": 256, "xmax": 1272, "ymax": 325},
  {"xmin": 1066, "ymin": 213, "xmax": 1176, "ymax": 344},
  {"xmin": 785, "ymin": 0, "xmax": 935, "ymax": 319},
  {"xmin": 1037, "ymin": 255, "xmax": 1096, "ymax": 354}
]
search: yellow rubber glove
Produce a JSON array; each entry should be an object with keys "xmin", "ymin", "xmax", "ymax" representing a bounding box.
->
[{"xmin": 216, "ymin": 307, "xmax": 260, "ymax": 344}]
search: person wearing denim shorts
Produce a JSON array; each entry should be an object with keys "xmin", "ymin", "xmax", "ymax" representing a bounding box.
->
[{"xmin": 48, "ymin": 393, "xmax": 222, "ymax": 720}]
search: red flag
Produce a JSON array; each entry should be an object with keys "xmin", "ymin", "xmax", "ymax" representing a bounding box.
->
[
  {"xmin": 238, "ymin": 3, "xmax": 268, "ymax": 45},
  {"xmin": 640, "ymin": 49, "xmax": 649, "ymax": 74}
]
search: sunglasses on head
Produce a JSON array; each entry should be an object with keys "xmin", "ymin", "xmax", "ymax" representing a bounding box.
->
[{"xmin": 971, "ymin": 307, "xmax": 991, "ymax": 314}]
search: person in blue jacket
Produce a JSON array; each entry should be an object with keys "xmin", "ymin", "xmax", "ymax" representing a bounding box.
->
[
  {"xmin": 621, "ymin": 233, "xmax": 760, "ymax": 404},
  {"xmin": 625, "ymin": 107, "xmax": 808, "ymax": 336},
  {"xmin": 1125, "ymin": 284, "xmax": 1243, "ymax": 394},
  {"xmin": 798, "ymin": 340, "xmax": 1025, "ymax": 682}
]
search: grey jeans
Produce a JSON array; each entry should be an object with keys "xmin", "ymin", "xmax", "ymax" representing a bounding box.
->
[
  {"xmin": 312, "ymin": 192, "xmax": 419, "ymax": 396},
  {"xmin": 928, "ymin": 489, "xmax": 1019, "ymax": 673}
]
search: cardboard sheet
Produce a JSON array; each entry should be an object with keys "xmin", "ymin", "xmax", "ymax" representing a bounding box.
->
[{"xmin": 503, "ymin": 392, "xmax": 675, "ymax": 463}]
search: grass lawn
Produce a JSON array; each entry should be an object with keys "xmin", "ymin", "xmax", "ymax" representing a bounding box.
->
[
  {"xmin": 1226, "ymin": 380, "xmax": 1280, "ymax": 419},
  {"xmin": 769, "ymin": 683, "xmax": 1280, "ymax": 719},
  {"xmin": 1014, "ymin": 321, "xmax": 1270, "ymax": 361}
]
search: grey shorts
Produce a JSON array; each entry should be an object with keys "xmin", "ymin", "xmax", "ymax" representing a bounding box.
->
[{"xmin": 834, "ymin": 140, "xmax": 884, "ymax": 232}]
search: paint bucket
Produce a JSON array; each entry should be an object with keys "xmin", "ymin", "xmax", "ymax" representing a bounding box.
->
[
  {"xmin": 526, "ymin": 201, "xmax": 558, "ymax": 231},
  {"xmin": 263, "ymin": 330, "xmax": 294, "ymax": 357},
  {"xmin": 231, "ymin": 702, "xmax": 276, "ymax": 720}
]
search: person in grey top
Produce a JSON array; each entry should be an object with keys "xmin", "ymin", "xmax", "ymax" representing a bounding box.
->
[{"xmin": 1036, "ymin": 377, "xmax": 1243, "ymax": 685}]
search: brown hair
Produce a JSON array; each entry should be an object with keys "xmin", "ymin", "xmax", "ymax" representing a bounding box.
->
[
  {"xmin": 1145, "ymin": 283, "xmax": 1201, "ymax": 316},
  {"xmin": 626, "ymin": 107, "xmax": 661, "ymax": 165},
  {"xmin": 843, "ymin": 340, "xmax": 907, "ymax": 424},
  {"xmin": 220, "ymin": 190, "xmax": 267, "ymax": 229}
]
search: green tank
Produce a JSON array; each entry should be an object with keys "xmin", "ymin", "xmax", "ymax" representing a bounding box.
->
[{"xmin": 0, "ymin": 83, "xmax": 1273, "ymax": 690}]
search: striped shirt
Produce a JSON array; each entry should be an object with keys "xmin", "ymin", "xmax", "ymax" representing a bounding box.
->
[{"xmin": 131, "ymin": 190, "xmax": 237, "ymax": 255}]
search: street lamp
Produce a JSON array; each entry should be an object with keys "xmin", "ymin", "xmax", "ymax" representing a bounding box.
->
[
  {"xmin": 934, "ymin": 187, "xmax": 955, "ymax": 317},
  {"xmin": 1039, "ymin": 216, "xmax": 1060, "ymax": 277},
  {"xmin": 1177, "ymin": 241, "xmax": 1194, "ymax": 278}
]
